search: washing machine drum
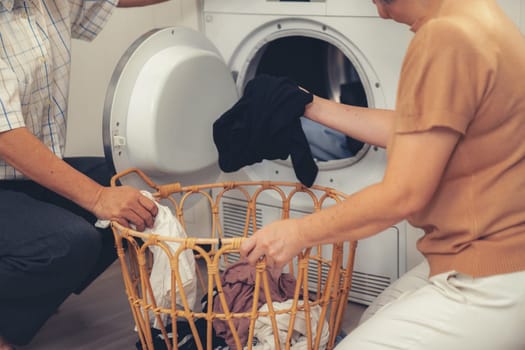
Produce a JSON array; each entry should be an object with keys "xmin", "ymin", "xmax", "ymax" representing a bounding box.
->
[{"xmin": 103, "ymin": 27, "xmax": 238, "ymax": 190}]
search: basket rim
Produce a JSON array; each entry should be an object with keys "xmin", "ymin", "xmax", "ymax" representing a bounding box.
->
[{"xmin": 110, "ymin": 167, "xmax": 349, "ymax": 198}]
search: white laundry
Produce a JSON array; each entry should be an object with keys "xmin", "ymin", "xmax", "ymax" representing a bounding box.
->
[
  {"xmin": 95, "ymin": 191, "xmax": 197, "ymax": 329},
  {"xmin": 248, "ymin": 299, "xmax": 330, "ymax": 350}
]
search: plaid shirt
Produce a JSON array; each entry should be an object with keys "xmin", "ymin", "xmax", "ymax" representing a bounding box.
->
[{"xmin": 0, "ymin": 0, "xmax": 116, "ymax": 179}]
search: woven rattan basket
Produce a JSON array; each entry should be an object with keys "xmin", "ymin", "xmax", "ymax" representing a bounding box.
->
[{"xmin": 110, "ymin": 168, "xmax": 357, "ymax": 350}]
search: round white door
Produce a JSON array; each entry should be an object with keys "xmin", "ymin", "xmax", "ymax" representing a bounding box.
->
[{"xmin": 103, "ymin": 26, "xmax": 238, "ymax": 190}]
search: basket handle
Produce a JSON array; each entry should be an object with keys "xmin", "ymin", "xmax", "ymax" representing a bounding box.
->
[{"xmin": 110, "ymin": 167, "xmax": 166, "ymax": 190}]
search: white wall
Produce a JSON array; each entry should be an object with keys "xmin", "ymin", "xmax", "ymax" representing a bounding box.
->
[{"xmin": 65, "ymin": 0, "xmax": 200, "ymax": 156}]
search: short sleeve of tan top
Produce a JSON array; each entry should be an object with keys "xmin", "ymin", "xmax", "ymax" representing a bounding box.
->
[
  {"xmin": 394, "ymin": 7, "xmax": 525, "ymax": 278},
  {"xmin": 396, "ymin": 18, "xmax": 495, "ymax": 135}
]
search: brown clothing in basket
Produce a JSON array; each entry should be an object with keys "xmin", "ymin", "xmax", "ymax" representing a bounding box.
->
[{"xmin": 212, "ymin": 261, "xmax": 297, "ymax": 348}]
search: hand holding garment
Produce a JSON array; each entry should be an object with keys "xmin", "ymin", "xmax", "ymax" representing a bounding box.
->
[
  {"xmin": 96, "ymin": 191, "xmax": 197, "ymax": 328},
  {"xmin": 213, "ymin": 74, "xmax": 318, "ymax": 187}
]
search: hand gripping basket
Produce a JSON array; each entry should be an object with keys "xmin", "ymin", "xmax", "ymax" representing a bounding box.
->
[{"xmin": 110, "ymin": 168, "xmax": 357, "ymax": 350}]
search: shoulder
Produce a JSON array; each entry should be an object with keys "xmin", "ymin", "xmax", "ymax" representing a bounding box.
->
[
  {"xmin": 405, "ymin": 16, "xmax": 497, "ymax": 72},
  {"xmin": 418, "ymin": 17, "xmax": 485, "ymax": 49}
]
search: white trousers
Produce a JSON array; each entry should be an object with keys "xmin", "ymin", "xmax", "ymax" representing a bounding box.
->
[{"xmin": 336, "ymin": 260, "xmax": 525, "ymax": 350}]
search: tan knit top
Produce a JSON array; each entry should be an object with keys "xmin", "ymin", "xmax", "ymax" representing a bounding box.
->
[{"xmin": 394, "ymin": 0, "xmax": 525, "ymax": 277}]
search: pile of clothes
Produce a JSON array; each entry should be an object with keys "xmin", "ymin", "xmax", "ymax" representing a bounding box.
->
[
  {"xmin": 211, "ymin": 261, "xmax": 329, "ymax": 350},
  {"xmin": 137, "ymin": 259, "xmax": 329, "ymax": 350}
]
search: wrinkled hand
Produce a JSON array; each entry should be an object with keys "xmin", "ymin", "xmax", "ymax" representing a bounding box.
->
[
  {"xmin": 91, "ymin": 186, "xmax": 158, "ymax": 232},
  {"xmin": 240, "ymin": 218, "xmax": 305, "ymax": 269}
]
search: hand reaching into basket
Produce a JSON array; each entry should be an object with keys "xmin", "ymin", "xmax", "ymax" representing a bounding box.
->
[
  {"xmin": 91, "ymin": 185, "xmax": 158, "ymax": 232},
  {"xmin": 240, "ymin": 218, "xmax": 305, "ymax": 269}
]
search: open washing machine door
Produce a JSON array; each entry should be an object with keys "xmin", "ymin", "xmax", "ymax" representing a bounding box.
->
[{"xmin": 103, "ymin": 27, "xmax": 238, "ymax": 191}]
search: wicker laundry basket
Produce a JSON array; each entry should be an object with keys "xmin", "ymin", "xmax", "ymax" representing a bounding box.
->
[{"xmin": 110, "ymin": 168, "xmax": 357, "ymax": 350}]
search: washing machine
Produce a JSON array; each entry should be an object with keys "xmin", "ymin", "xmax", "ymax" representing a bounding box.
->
[
  {"xmin": 200, "ymin": 1, "xmax": 415, "ymax": 306},
  {"xmin": 103, "ymin": 0, "xmax": 523, "ymax": 305}
]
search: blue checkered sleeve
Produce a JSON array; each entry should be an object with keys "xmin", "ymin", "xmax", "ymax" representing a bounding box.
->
[{"xmin": 70, "ymin": 0, "xmax": 118, "ymax": 41}]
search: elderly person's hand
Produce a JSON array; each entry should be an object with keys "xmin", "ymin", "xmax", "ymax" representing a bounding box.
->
[
  {"xmin": 91, "ymin": 186, "xmax": 158, "ymax": 232},
  {"xmin": 240, "ymin": 218, "xmax": 305, "ymax": 269}
]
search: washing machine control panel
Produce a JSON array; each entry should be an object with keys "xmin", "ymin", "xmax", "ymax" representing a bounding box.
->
[{"xmin": 203, "ymin": 0, "xmax": 381, "ymax": 17}]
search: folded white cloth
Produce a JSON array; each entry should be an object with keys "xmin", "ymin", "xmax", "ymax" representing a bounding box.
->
[{"xmin": 95, "ymin": 191, "xmax": 197, "ymax": 329}]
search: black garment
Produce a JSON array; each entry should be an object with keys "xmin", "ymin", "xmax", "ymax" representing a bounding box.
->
[
  {"xmin": 213, "ymin": 74, "xmax": 318, "ymax": 187},
  {"xmin": 0, "ymin": 157, "xmax": 117, "ymax": 346},
  {"xmin": 135, "ymin": 319, "xmax": 227, "ymax": 350}
]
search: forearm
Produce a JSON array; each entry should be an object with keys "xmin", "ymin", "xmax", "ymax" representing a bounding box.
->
[
  {"xmin": 304, "ymin": 95, "xmax": 396, "ymax": 148},
  {"xmin": 0, "ymin": 128, "xmax": 103, "ymax": 212},
  {"xmin": 241, "ymin": 127, "xmax": 460, "ymax": 267},
  {"xmin": 296, "ymin": 128, "xmax": 461, "ymax": 246},
  {"xmin": 296, "ymin": 181, "xmax": 408, "ymax": 247},
  {"xmin": 241, "ymin": 179, "xmax": 411, "ymax": 267}
]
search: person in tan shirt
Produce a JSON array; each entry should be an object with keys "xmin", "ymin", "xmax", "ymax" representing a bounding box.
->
[{"xmin": 241, "ymin": 0, "xmax": 525, "ymax": 348}]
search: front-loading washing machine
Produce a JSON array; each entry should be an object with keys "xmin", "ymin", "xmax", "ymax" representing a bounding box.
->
[
  {"xmin": 103, "ymin": 0, "xmax": 525, "ymax": 305},
  {"xmin": 200, "ymin": 1, "xmax": 417, "ymax": 305}
]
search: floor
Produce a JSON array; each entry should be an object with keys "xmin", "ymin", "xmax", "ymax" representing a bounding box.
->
[{"xmin": 19, "ymin": 262, "xmax": 367, "ymax": 350}]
